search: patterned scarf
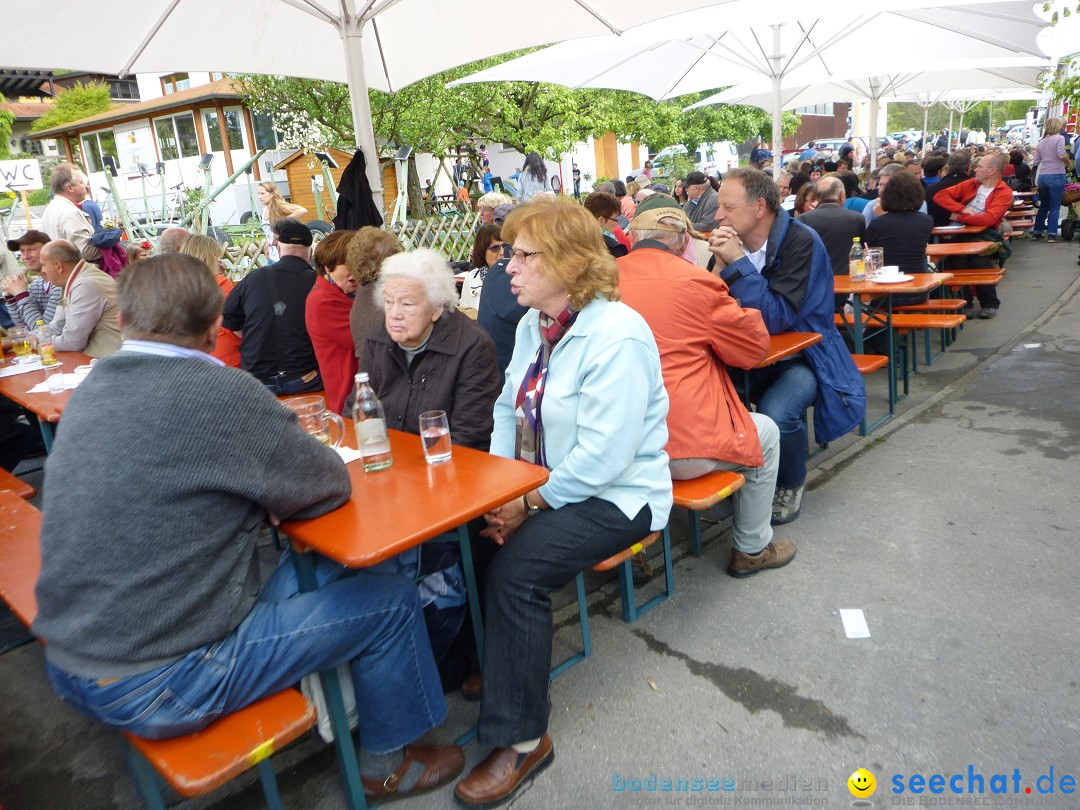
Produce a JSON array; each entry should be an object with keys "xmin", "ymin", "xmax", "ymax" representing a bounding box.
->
[{"xmin": 514, "ymin": 305, "xmax": 578, "ymax": 467}]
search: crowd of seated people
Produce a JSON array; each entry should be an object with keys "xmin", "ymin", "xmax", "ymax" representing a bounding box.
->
[{"xmin": 19, "ymin": 130, "xmax": 1057, "ymax": 804}]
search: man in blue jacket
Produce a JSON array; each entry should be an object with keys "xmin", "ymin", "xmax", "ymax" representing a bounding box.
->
[{"xmin": 707, "ymin": 168, "xmax": 865, "ymax": 525}]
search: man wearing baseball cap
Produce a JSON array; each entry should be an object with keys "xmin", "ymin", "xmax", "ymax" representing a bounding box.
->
[
  {"xmin": 682, "ymin": 171, "xmax": 720, "ymax": 231},
  {"xmin": 617, "ymin": 203, "xmax": 797, "ymax": 577},
  {"xmin": 222, "ymin": 218, "xmax": 323, "ymax": 394},
  {"xmin": 3, "ymin": 230, "xmax": 62, "ymax": 329}
]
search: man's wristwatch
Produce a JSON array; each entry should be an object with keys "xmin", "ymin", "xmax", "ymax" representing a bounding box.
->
[{"xmin": 522, "ymin": 492, "xmax": 541, "ymax": 516}]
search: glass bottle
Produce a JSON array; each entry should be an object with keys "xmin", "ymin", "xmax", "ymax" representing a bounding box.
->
[{"xmin": 351, "ymin": 372, "xmax": 393, "ymax": 472}]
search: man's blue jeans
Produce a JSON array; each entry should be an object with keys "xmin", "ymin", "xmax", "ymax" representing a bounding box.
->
[
  {"xmin": 46, "ymin": 551, "xmax": 446, "ymax": 752},
  {"xmin": 747, "ymin": 357, "xmax": 818, "ymax": 489},
  {"xmin": 1035, "ymin": 173, "xmax": 1067, "ymax": 237}
]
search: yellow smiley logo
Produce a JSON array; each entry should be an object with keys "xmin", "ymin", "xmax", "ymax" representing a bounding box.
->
[{"xmin": 848, "ymin": 768, "xmax": 876, "ymax": 798}]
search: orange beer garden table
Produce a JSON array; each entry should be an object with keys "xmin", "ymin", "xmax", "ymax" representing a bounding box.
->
[
  {"xmin": 739, "ymin": 332, "xmax": 822, "ymax": 406},
  {"xmin": 279, "ymin": 428, "xmax": 548, "ymax": 809},
  {"xmin": 0, "ymin": 351, "xmax": 93, "ymax": 452},
  {"xmin": 833, "ymin": 273, "xmax": 952, "ymax": 411},
  {"xmin": 926, "ymin": 241, "xmax": 993, "ymax": 260}
]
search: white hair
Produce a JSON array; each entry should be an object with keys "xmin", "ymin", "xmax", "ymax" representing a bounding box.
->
[{"xmin": 374, "ymin": 248, "xmax": 458, "ymax": 313}]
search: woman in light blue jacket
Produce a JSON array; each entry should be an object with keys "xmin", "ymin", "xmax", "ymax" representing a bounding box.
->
[{"xmin": 454, "ymin": 198, "xmax": 672, "ymax": 807}]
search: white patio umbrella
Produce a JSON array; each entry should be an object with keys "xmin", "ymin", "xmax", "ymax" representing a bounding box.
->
[
  {"xmin": 686, "ymin": 62, "xmax": 1048, "ymax": 167},
  {"xmin": 451, "ymin": 0, "xmax": 1050, "ymax": 177},
  {"xmin": 903, "ymin": 87, "xmax": 1044, "ymax": 150},
  {"xmin": 1, "ymin": 0, "xmax": 733, "ymax": 212}
]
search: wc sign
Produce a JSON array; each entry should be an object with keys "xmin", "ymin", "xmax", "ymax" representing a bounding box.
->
[{"xmin": 0, "ymin": 159, "xmax": 44, "ymax": 193}]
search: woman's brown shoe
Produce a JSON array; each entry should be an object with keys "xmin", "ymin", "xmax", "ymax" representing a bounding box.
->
[
  {"xmin": 363, "ymin": 743, "xmax": 464, "ymax": 803},
  {"xmin": 454, "ymin": 734, "xmax": 554, "ymax": 807}
]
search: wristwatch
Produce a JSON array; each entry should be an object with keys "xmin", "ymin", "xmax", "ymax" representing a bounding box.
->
[{"xmin": 522, "ymin": 492, "xmax": 541, "ymax": 516}]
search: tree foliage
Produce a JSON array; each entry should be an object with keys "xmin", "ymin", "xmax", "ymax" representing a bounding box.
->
[
  {"xmin": 887, "ymin": 99, "xmax": 1037, "ymax": 135},
  {"xmin": 1043, "ymin": 59, "xmax": 1080, "ymax": 107},
  {"xmin": 0, "ymin": 94, "xmax": 14, "ymax": 159},
  {"xmin": 1043, "ymin": 0, "xmax": 1079, "ymax": 24},
  {"xmin": 30, "ymin": 81, "xmax": 113, "ymax": 133},
  {"xmin": 234, "ymin": 55, "xmax": 801, "ymax": 161}
]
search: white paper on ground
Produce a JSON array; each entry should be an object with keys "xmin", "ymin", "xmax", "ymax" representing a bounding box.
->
[
  {"xmin": 1023, "ymin": 343, "xmax": 1042, "ymax": 349},
  {"xmin": 334, "ymin": 445, "xmax": 364, "ymax": 465},
  {"xmin": 839, "ymin": 609, "xmax": 871, "ymax": 639}
]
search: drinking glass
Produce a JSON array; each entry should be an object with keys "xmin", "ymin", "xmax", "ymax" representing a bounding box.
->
[
  {"xmin": 44, "ymin": 364, "xmax": 66, "ymax": 395},
  {"xmin": 9, "ymin": 326, "xmax": 34, "ymax": 364},
  {"xmin": 866, "ymin": 248, "xmax": 884, "ymax": 279},
  {"xmin": 419, "ymin": 410, "xmax": 452, "ymax": 464},
  {"xmin": 284, "ymin": 395, "xmax": 346, "ymax": 448}
]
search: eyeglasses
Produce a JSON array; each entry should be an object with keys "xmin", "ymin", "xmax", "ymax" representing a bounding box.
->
[
  {"xmin": 509, "ymin": 248, "xmax": 543, "ymax": 262},
  {"xmin": 486, "ymin": 243, "xmax": 506, "ymax": 253}
]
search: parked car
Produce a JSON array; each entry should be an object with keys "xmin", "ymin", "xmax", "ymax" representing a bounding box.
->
[{"xmin": 782, "ymin": 138, "xmax": 848, "ymax": 165}]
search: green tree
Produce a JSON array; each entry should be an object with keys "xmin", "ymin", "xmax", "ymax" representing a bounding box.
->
[
  {"xmin": 0, "ymin": 94, "xmax": 14, "ymax": 159},
  {"xmin": 1043, "ymin": 59, "xmax": 1080, "ymax": 108},
  {"xmin": 30, "ymin": 81, "xmax": 113, "ymax": 133},
  {"xmin": 887, "ymin": 100, "xmax": 1037, "ymax": 135},
  {"xmin": 1043, "ymin": 0, "xmax": 1079, "ymax": 24}
]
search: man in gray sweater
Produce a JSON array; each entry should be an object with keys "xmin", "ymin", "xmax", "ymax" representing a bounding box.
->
[{"xmin": 34, "ymin": 254, "xmax": 463, "ymax": 803}]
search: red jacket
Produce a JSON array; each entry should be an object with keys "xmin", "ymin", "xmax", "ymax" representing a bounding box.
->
[
  {"xmin": 213, "ymin": 275, "xmax": 243, "ymax": 368},
  {"xmin": 617, "ymin": 245, "xmax": 770, "ymax": 466},
  {"xmin": 932, "ymin": 178, "xmax": 1013, "ymax": 229},
  {"xmin": 305, "ymin": 275, "xmax": 358, "ymax": 414}
]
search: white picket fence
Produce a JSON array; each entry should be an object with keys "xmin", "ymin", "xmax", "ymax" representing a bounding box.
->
[{"xmin": 218, "ymin": 212, "xmax": 478, "ymax": 281}]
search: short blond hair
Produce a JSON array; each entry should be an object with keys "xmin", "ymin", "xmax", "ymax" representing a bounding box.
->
[
  {"xmin": 501, "ymin": 198, "xmax": 619, "ymax": 311},
  {"xmin": 179, "ymin": 233, "xmax": 225, "ymax": 274},
  {"xmin": 477, "ymin": 191, "xmax": 513, "ymax": 210},
  {"xmin": 1043, "ymin": 117, "xmax": 1065, "ymax": 137}
]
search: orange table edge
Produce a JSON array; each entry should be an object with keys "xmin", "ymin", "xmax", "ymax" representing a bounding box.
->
[
  {"xmin": 754, "ymin": 332, "xmax": 822, "ymax": 368},
  {"xmin": 282, "ymin": 429, "xmax": 548, "ymax": 567}
]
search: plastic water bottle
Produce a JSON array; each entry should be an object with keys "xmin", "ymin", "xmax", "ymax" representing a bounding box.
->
[
  {"xmin": 34, "ymin": 320, "xmax": 56, "ymax": 366},
  {"xmin": 848, "ymin": 237, "xmax": 866, "ymax": 281},
  {"xmin": 351, "ymin": 372, "xmax": 393, "ymax": 472}
]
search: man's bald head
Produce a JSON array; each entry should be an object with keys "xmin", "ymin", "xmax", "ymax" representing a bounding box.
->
[
  {"xmin": 816, "ymin": 176, "xmax": 845, "ymax": 204},
  {"xmin": 158, "ymin": 227, "xmax": 192, "ymax": 254}
]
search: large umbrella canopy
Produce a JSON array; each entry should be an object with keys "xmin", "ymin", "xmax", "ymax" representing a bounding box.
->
[
  {"xmin": 2, "ymin": 0, "xmax": 733, "ymax": 211},
  {"xmin": 686, "ymin": 61, "xmax": 1048, "ymax": 166},
  {"xmin": 451, "ymin": 0, "xmax": 1050, "ymax": 176}
]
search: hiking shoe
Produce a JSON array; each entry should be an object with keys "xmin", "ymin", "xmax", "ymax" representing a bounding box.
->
[
  {"xmin": 1047, "ymin": 235, "xmax": 1058, "ymax": 243},
  {"xmin": 727, "ymin": 540, "xmax": 798, "ymax": 578},
  {"xmin": 1030, "ymin": 232, "xmax": 1043, "ymax": 240},
  {"xmin": 770, "ymin": 484, "xmax": 804, "ymax": 525},
  {"xmin": 979, "ymin": 308, "xmax": 997, "ymax": 319}
]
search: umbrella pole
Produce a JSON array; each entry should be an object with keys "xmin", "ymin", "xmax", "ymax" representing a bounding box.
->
[
  {"xmin": 771, "ymin": 24, "xmax": 782, "ymax": 180},
  {"xmin": 869, "ymin": 98, "xmax": 879, "ymax": 173},
  {"xmin": 923, "ymin": 106, "xmax": 929, "ymax": 152},
  {"xmin": 341, "ymin": 23, "xmax": 386, "ymax": 218}
]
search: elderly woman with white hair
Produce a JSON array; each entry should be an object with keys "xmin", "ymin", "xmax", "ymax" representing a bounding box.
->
[{"xmin": 358, "ymin": 248, "xmax": 501, "ymax": 452}]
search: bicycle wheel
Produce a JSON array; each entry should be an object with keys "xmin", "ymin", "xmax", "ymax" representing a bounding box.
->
[
  {"xmin": 550, "ymin": 176, "xmax": 562, "ymax": 194},
  {"xmin": 1062, "ymin": 218, "xmax": 1075, "ymax": 242}
]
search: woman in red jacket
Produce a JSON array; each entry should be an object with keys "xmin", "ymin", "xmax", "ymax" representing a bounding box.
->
[{"xmin": 305, "ymin": 230, "xmax": 358, "ymax": 414}]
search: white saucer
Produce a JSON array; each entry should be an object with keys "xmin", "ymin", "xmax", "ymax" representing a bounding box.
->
[{"xmin": 872, "ymin": 274, "xmax": 914, "ymax": 284}]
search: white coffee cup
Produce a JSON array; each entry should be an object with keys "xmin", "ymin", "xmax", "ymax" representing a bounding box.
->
[{"xmin": 877, "ymin": 265, "xmax": 901, "ymax": 279}]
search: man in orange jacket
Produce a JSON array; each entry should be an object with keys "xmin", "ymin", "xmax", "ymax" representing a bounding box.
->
[
  {"xmin": 932, "ymin": 152, "xmax": 1013, "ymax": 319},
  {"xmin": 618, "ymin": 202, "xmax": 797, "ymax": 578}
]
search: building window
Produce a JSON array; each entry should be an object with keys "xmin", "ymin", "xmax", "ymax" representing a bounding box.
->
[
  {"xmin": 203, "ymin": 108, "xmax": 244, "ymax": 152},
  {"xmin": 252, "ymin": 112, "xmax": 280, "ymax": 150},
  {"xmin": 80, "ymin": 129, "xmax": 119, "ymax": 173},
  {"xmin": 110, "ymin": 80, "xmax": 138, "ymax": 100},
  {"xmin": 793, "ymin": 103, "xmax": 835, "ymax": 117},
  {"xmin": 153, "ymin": 112, "xmax": 199, "ymax": 161},
  {"xmin": 160, "ymin": 73, "xmax": 191, "ymax": 95},
  {"xmin": 20, "ymin": 137, "xmax": 43, "ymax": 156},
  {"xmin": 209, "ymin": 72, "xmax": 226, "ymax": 82}
]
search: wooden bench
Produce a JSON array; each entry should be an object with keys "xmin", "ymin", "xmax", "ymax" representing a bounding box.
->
[
  {"xmin": 552, "ymin": 529, "xmax": 672, "ymax": 679},
  {"xmin": 0, "ymin": 470, "xmax": 36, "ymax": 500},
  {"xmin": 0, "ymin": 491, "xmax": 317, "ymax": 810},
  {"xmin": 836, "ymin": 312, "xmax": 967, "ymax": 372},
  {"xmin": 893, "ymin": 298, "xmax": 968, "ymax": 314},
  {"xmin": 850, "ymin": 354, "xmax": 888, "ymax": 434},
  {"xmin": 673, "ymin": 470, "xmax": 746, "ymax": 558}
]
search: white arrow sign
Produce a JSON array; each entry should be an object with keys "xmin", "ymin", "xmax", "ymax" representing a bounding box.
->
[{"xmin": 0, "ymin": 159, "xmax": 44, "ymax": 193}]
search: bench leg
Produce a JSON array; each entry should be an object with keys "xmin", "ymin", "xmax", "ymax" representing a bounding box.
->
[
  {"xmin": 687, "ymin": 511, "xmax": 703, "ymax": 557},
  {"xmin": 550, "ymin": 572, "xmax": 590, "ymax": 680},
  {"xmin": 126, "ymin": 744, "xmax": 167, "ymax": 810},
  {"xmin": 617, "ymin": 528, "xmax": 674, "ymax": 624},
  {"xmin": 257, "ymin": 758, "xmax": 285, "ymax": 810}
]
